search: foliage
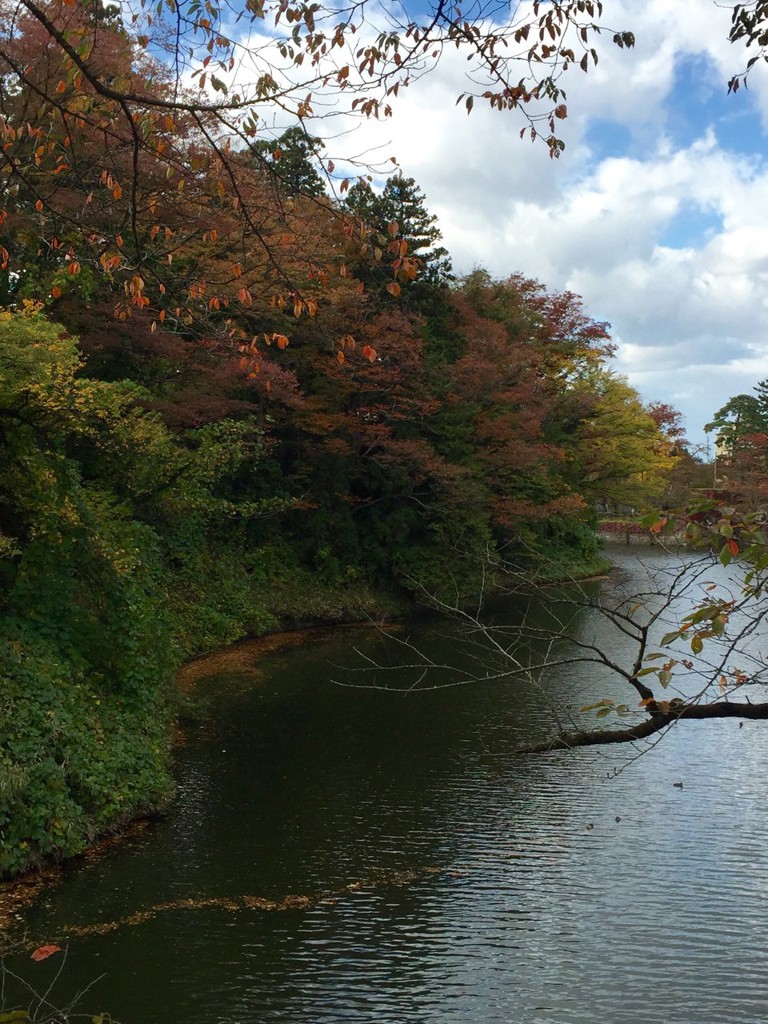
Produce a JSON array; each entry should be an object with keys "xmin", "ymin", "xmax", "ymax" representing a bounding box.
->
[
  {"xmin": 245, "ymin": 126, "xmax": 327, "ymax": 198},
  {"xmin": 0, "ymin": 0, "xmax": 759, "ymax": 345},
  {"xmin": 345, "ymin": 174, "xmax": 453, "ymax": 291},
  {"xmin": 705, "ymin": 379, "xmax": 768, "ymax": 509},
  {"xmin": 0, "ymin": 305, "xmax": 285, "ymax": 876},
  {"xmin": 0, "ymin": 25, "xmax": 693, "ymax": 873}
]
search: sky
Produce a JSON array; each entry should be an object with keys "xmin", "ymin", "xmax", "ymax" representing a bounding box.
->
[{"xmin": 294, "ymin": 0, "xmax": 768, "ymax": 452}]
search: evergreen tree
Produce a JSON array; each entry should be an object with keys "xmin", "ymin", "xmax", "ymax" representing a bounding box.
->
[
  {"xmin": 346, "ymin": 174, "xmax": 453, "ymax": 286},
  {"xmin": 705, "ymin": 393, "xmax": 768, "ymax": 444},
  {"xmin": 247, "ymin": 127, "xmax": 327, "ymax": 198}
]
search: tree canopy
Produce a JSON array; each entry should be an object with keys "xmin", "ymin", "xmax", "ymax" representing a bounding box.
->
[
  {"xmin": 0, "ymin": 0, "xmax": 763, "ymax": 339},
  {"xmin": 0, "ymin": 0, "xmax": 759, "ymax": 878}
]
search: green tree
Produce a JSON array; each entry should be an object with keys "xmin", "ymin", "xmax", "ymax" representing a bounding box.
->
[
  {"xmin": 705, "ymin": 393, "xmax": 768, "ymax": 446},
  {"xmin": 346, "ymin": 174, "xmax": 452, "ymax": 286},
  {"xmin": 246, "ymin": 126, "xmax": 327, "ymax": 198},
  {"xmin": 0, "ymin": 303, "xmax": 281, "ymax": 876}
]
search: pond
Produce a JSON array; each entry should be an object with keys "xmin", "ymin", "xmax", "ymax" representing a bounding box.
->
[{"xmin": 6, "ymin": 549, "xmax": 768, "ymax": 1023}]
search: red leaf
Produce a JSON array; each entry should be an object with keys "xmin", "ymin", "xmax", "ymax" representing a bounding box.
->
[{"xmin": 31, "ymin": 944, "xmax": 62, "ymax": 962}]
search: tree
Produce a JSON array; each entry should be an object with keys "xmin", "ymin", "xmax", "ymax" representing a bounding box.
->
[
  {"xmin": 0, "ymin": 0, "xmax": 759, "ymax": 335},
  {"xmin": 705, "ymin": 393, "xmax": 768, "ymax": 446},
  {"xmin": 705, "ymin": 383, "xmax": 768, "ymax": 507},
  {"xmin": 245, "ymin": 126, "xmax": 327, "ymax": 198},
  {"xmin": 343, "ymin": 512, "xmax": 768, "ymax": 754},
  {"xmin": 346, "ymin": 174, "xmax": 452, "ymax": 288},
  {"xmin": 563, "ymin": 370, "xmax": 677, "ymax": 510},
  {"xmin": 0, "ymin": 303, "xmax": 282, "ymax": 876}
]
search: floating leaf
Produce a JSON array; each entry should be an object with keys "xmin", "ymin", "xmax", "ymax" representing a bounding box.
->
[{"xmin": 31, "ymin": 944, "xmax": 62, "ymax": 962}]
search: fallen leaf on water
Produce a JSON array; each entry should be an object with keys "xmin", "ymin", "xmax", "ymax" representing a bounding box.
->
[{"xmin": 31, "ymin": 944, "xmax": 62, "ymax": 961}]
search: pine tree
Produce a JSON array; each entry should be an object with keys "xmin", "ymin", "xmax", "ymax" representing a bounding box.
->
[
  {"xmin": 346, "ymin": 174, "xmax": 453, "ymax": 285},
  {"xmin": 246, "ymin": 127, "xmax": 327, "ymax": 198}
]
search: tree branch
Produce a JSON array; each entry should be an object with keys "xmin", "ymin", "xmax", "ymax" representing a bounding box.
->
[{"xmin": 523, "ymin": 700, "xmax": 768, "ymax": 754}]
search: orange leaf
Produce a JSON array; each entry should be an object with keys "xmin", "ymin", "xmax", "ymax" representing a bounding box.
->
[
  {"xmin": 728, "ymin": 539, "xmax": 739, "ymax": 556},
  {"xmin": 362, "ymin": 345, "xmax": 377, "ymax": 363},
  {"xmin": 35, "ymin": 199, "xmax": 43, "ymax": 213},
  {"xmin": 31, "ymin": 945, "xmax": 62, "ymax": 962},
  {"xmin": 50, "ymin": 286, "xmax": 61, "ymax": 299},
  {"xmin": 112, "ymin": 184, "xmax": 122, "ymax": 200},
  {"xmin": 386, "ymin": 281, "xmax": 400, "ymax": 297},
  {"xmin": 336, "ymin": 349, "xmax": 345, "ymax": 365}
]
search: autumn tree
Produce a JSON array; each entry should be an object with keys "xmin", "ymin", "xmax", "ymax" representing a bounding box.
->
[
  {"xmin": 1, "ymin": 0, "xmax": 761, "ymax": 338},
  {"xmin": 559, "ymin": 370, "xmax": 677, "ymax": 511}
]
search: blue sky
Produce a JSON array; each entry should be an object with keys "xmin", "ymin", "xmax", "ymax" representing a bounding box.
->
[{"xmin": 312, "ymin": 0, "xmax": 768, "ymax": 451}]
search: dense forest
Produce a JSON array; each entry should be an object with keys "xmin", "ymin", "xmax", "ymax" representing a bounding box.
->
[{"xmin": 0, "ymin": 1, "xmax": 696, "ymax": 877}]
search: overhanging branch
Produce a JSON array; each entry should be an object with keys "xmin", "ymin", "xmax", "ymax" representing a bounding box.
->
[{"xmin": 523, "ymin": 700, "xmax": 768, "ymax": 754}]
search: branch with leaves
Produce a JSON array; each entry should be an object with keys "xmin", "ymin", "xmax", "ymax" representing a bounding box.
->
[{"xmin": 334, "ymin": 528, "xmax": 768, "ymax": 754}]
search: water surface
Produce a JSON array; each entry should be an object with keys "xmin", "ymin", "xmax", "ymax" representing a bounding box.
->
[{"xmin": 8, "ymin": 550, "xmax": 768, "ymax": 1023}]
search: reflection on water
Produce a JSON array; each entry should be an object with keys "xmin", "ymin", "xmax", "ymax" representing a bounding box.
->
[{"xmin": 9, "ymin": 550, "xmax": 768, "ymax": 1023}]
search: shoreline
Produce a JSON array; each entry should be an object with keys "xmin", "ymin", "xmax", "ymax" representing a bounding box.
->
[{"xmin": 1, "ymin": 552, "xmax": 610, "ymax": 902}]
